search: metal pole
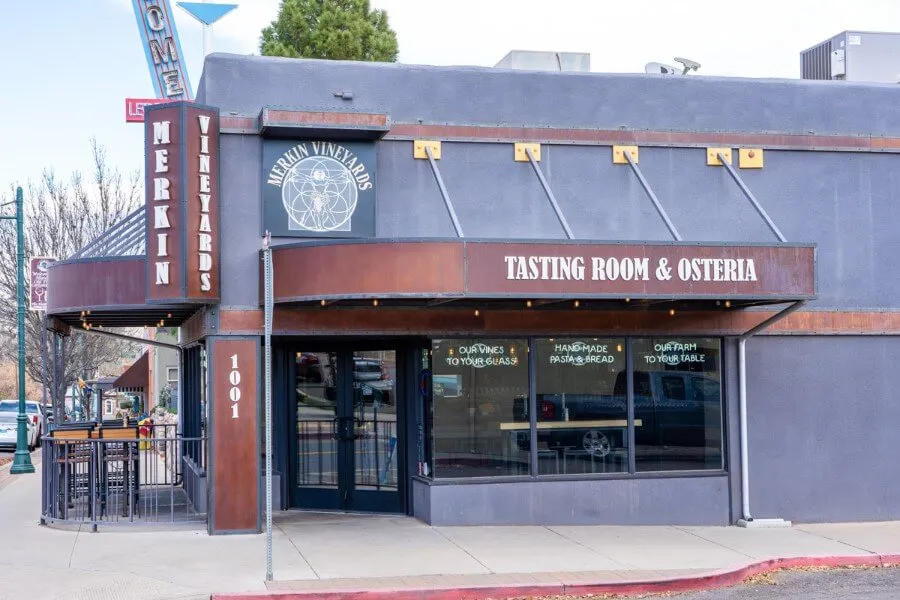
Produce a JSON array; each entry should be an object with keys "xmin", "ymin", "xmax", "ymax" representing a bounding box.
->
[
  {"xmin": 424, "ymin": 146, "xmax": 464, "ymax": 238},
  {"xmin": 11, "ymin": 186, "xmax": 35, "ymax": 473},
  {"xmin": 718, "ymin": 153, "xmax": 787, "ymax": 243},
  {"xmin": 263, "ymin": 233, "xmax": 274, "ymax": 582},
  {"xmin": 41, "ymin": 314, "xmax": 48, "ymax": 432},
  {"xmin": 624, "ymin": 153, "xmax": 682, "ymax": 241},
  {"xmin": 203, "ymin": 24, "xmax": 211, "ymax": 57},
  {"xmin": 51, "ymin": 332, "xmax": 59, "ymax": 424},
  {"xmin": 525, "ymin": 147, "xmax": 574, "ymax": 239}
]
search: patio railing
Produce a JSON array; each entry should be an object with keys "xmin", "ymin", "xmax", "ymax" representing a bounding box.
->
[{"xmin": 40, "ymin": 424, "xmax": 207, "ymax": 528}]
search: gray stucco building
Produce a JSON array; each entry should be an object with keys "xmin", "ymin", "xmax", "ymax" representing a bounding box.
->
[{"xmin": 46, "ymin": 52, "xmax": 900, "ymax": 533}]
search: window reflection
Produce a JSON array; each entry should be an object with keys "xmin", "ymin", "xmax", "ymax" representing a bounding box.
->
[
  {"xmin": 535, "ymin": 338, "xmax": 628, "ymax": 475},
  {"xmin": 430, "ymin": 339, "xmax": 529, "ymax": 478},
  {"xmin": 632, "ymin": 338, "xmax": 723, "ymax": 472}
]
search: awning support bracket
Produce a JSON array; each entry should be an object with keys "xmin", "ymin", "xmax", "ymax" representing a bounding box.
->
[
  {"xmin": 71, "ymin": 325, "xmax": 183, "ymax": 352},
  {"xmin": 624, "ymin": 152, "xmax": 683, "ymax": 241},
  {"xmin": 424, "ymin": 145, "xmax": 465, "ymax": 238},
  {"xmin": 524, "ymin": 146, "xmax": 574, "ymax": 240},
  {"xmin": 718, "ymin": 153, "xmax": 787, "ymax": 243}
]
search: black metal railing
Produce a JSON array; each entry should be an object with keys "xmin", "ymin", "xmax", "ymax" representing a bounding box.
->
[{"xmin": 41, "ymin": 430, "xmax": 207, "ymax": 527}]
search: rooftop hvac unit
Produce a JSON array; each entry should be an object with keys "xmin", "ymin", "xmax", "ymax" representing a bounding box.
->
[{"xmin": 802, "ymin": 31, "xmax": 900, "ymax": 82}]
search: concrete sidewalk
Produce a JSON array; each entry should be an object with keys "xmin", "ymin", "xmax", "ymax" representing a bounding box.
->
[{"xmin": 1, "ymin": 461, "xmax": 899, "ymax": 600}]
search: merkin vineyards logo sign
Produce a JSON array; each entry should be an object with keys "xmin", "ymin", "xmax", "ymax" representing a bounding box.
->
[{"xmin": 263, "ymin": 141, "xmax": 376, "ymax": 238}]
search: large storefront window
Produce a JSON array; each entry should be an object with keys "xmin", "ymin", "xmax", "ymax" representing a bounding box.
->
[
  {"xmin": 426, "ymin": 337, "xmax": 723, "ymax": 479},
  {"xmin": 430, "ymin": 339, "xmax": 529, "ymax": 478},
  {"xmin": 535, "ymin": 338, "xmax": 627, "ymax": 475},
  {"xmin": 632, "ymin": 338, "xmax": 723, "ymax": 472}
]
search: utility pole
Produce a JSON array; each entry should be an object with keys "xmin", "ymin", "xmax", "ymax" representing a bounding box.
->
[{"xmin": 1, "ymin": 187, "xmax": 35, "ymax": 474}]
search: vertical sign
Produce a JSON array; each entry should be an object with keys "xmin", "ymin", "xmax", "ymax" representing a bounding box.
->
[
  {"xmin": 210, "ymin": 338, "xmax": 259, "ymax": 533},
  {"xmin": 144, "ymin": 102, "xmax": 220, "ymax": 303},
  {"xmin": 184, "ymin": 106, "xmax": 220, "ymax": 298},
  {"xmin": 131, "ymin": 0, "xmax": 193, "ymax": 100},
  {"xmin": 145, "ymin": 104, "xmax": 184, "ymax": 302},
  {"xmin": 29, "ymin": 257, "xmax": 56, "ymax": 311}
]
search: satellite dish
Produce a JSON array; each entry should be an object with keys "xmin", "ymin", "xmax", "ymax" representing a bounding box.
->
[
  {"xmin": 645, "ymin": 62, "xmax": 680, "ymax": 75},
  {"xmin": 674, "ymin": 57, "xmax": 701, "ymax": 73}
]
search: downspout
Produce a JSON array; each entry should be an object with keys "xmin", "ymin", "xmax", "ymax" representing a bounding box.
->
[{"xmin": 736, "ymin": 299, "xmax": 806, "ymax": 528}]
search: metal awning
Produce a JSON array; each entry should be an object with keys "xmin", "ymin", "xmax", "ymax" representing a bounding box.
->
[{"xmin": 113, "ymin": 352, "xmax": 149, "ymax": 393}]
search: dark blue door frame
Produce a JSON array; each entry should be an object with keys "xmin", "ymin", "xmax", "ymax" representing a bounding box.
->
[{"xmin": 277, "ymin": 340, "xmax": 424, "ymax": 514}]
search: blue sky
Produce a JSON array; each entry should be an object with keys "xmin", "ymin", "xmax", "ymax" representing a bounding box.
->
[{"xmin": 3, "ymin": 0, "xmax": 899, "ymax": 196}]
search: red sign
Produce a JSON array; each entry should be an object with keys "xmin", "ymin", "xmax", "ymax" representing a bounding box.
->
[
  {"xmin": 30, "ymin": 256, "xmax": 56, "ymax": 311},
  {"xmin": 126, "ymin": 98, "xmax": 168, "ymax": 123}
]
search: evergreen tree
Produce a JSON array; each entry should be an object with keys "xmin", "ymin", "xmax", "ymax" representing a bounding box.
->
[{"xmin": 261, "ymin": 0, "xmax": 398, "ymax": 62}]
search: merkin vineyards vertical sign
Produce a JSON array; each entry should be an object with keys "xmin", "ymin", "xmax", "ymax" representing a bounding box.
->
[{"xmin": 145, "ymin": 101, "xmax": 220, "ymax": 303}]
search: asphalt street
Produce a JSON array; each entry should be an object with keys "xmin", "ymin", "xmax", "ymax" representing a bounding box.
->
[{"xmin": 671, "ymin": 566, "xmax": 900, "ymax": 600}]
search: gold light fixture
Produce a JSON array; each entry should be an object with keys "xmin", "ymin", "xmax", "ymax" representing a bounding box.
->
[{"xmin": 616, "ymin": 343, "xmax": 623, "ymax": 352}]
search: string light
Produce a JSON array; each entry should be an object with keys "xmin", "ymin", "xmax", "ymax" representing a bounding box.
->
[
  {"xmin": 474, "ymin": 309, "xmax": 480, "ymax": 317},
  {"xmin": 573, "ymin": 300, "xmax": 580, "ymax": 308},
  {"xmin": 526, "ymin": 300, "xmax": 532, "ymax": 308},
  {"xmin": 372, "ymin": 299, "xmax": 379, "ymax": 307},
  {"xmin": 624, "ymin": 297, "xmax": 631, "ymax": 303},
  {"xmin": 320, "ymin": 300, "xmax": 326, "ymax": 306},
  {"xmin": 724, "ymin": 300, "xmax": 732, "ymax": 308},
  {"xmin": 669, "ymin": 308, "xmax": 676, "ymax": 316}
]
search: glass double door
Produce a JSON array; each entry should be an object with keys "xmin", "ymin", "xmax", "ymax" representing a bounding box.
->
[{"xmin": 292, "ymin": 348, "xmax": 402, "ymax": 513}]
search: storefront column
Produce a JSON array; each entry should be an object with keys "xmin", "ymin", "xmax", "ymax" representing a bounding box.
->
[{"xmin": 207, "ymin": 335, "xmax": 261, "ymax": 534}]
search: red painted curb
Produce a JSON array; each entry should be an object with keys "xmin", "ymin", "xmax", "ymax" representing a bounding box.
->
[{"xmin": 212, "ymin": 554, "xmax": 900, "ymax": 600}]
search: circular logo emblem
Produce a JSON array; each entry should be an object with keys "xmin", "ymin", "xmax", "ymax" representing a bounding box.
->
[{"xmin": 281, "ymin": 156, "xmax": 358, "ymax": 232}]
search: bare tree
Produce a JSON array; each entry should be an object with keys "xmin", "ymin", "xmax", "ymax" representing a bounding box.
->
[{"xmin": 0, "ymin": 140, "xmax": 143, "ymax": 401}]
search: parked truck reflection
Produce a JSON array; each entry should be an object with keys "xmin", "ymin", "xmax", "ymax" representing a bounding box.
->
[{"xmin": 514, "ymin": 370, "xmax": 722, "ymax": 460}]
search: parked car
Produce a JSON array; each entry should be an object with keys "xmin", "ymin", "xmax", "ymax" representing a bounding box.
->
[
  {"xmin": 514, "ymin": 370, "xmax": 722, "ymax": 458},
  {"xmin": 0, "ymin": 400, "xmax": 43, "ymax": 450},
  {"xmin": 0, "ymin": 410, "xmax": 37, "ymax": 452}
]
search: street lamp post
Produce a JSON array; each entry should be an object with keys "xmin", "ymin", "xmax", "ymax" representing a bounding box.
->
[{"xmin": 1, "ymin": 187, "xmax": 35, "ymax": 473}]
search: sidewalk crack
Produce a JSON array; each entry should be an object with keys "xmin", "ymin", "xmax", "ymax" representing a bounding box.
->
[
  {"xmin": 545, "ymin": 526, "xmax": 630, "ymax": 568},
  {"xmin": 792, "ymin": 527, "xmax": 880, "ymax": 555},
  {"xmin": 672, "ymin": 526, "xmax": 756, "ymax": 560},
  {"xmin": 277, "ymin": 521, "xmax": 320, "ymax": 578},
  {"xmin": 68, "ymin": 524, "xmax": 81, "ymax": 568},
  {"xmin": 431, "ymin": 528, "xmax": 494, "ymax": 574}
]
